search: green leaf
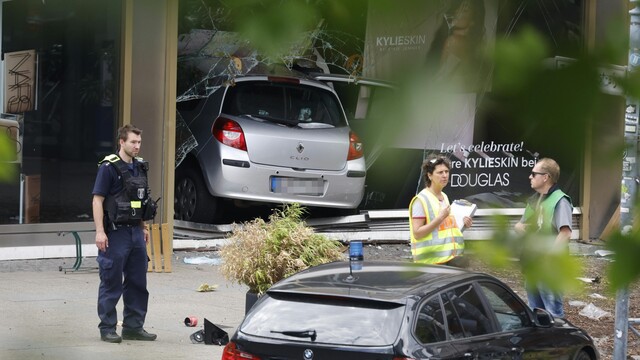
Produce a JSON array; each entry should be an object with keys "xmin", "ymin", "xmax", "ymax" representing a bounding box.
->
[
  {"xmin": 0, "ymin": 133, "xmax": 17, "ymax": 182},
  {"xmin": 492, "ymin": 26, "xmax": 549, "ymax": 93},
  {"xmin": 231, "ymin": 1, "xmax": 318, "ymax": 61},
  {"xmin": 606, "ymin": 231, "xmax": 640, "ymax": 291}
]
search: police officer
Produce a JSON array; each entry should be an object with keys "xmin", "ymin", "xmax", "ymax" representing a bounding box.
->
[{"xmin": 92, "ymin": 124, "xmax": 157, "ymax": 343}]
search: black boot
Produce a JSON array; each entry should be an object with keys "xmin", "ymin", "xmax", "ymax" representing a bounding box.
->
[{"xmin": 122, "ymin": 328, "xmax": 157, "ymax": 341}]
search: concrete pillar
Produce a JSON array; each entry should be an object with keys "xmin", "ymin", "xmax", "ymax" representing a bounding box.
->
[{"xmin": 121, "ymin": 0, "xmax": 178, "ymax": 229}]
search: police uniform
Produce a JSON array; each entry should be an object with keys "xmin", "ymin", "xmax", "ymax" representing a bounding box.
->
[{"xmin": 92, "ymin": 154, "xmax": 154, "ymax": 336}]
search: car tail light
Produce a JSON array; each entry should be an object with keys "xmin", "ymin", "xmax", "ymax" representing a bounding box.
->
[
  {"xmin": 221, "ymin": 341, "xmax": 261, "ymax": 360},
  {"xmin": 347, "ymin": 131, "xmax": 364, "ymax": 160},
  {"xmin": 213, "ymin": 117, "xmax": 247, "ymax": 151}
]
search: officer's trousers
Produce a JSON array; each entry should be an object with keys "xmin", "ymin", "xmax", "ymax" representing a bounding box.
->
[{"xmin": 97, "ymin": 225, "xmax": 149, "ymax": 334}]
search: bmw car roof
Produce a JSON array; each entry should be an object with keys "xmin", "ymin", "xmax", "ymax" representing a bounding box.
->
[{"xmin": 267, "ymin": 260, "xmax": 493, "ymax": 303}]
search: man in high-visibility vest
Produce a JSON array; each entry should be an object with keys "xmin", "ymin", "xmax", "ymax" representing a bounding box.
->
[
  {"xmin": 409, "ymin": 156, "xmax": 472, "ymax": 267},
  {"xmin": 515, "ymin": 157, "xmax": 572, "ymax": 319}
]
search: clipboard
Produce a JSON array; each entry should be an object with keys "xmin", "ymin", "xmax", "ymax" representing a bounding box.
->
[{"xmin": 450, "ymin": 199, "xmax": 477, "ymax": 232}]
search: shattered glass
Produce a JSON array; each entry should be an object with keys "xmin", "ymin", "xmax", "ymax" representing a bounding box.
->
[
  {"xmin": 177, "ymin": 28, "xmax": 366, "ymax": 102},
  {"xmin": 175, "ymin": 24, "xmax": 367, "ymax": 167},
  {"xmin": 175, "ymin": 110, "xmax": 198, "ymax": 168}
]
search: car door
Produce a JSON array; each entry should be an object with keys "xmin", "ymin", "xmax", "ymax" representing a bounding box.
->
[
  {"xmin": 412, "ymin": 295, "xmax": 462, "ymax": 359},
  {"xmin": 412, "ymin": 285, "xmax": 515, "ymax": 360},
  {"xmin": 476, "ymin": 281, "xmax": 576, "ymax": 360},
  {"xmin": 441, "ymin": 283, "xmax": 523, "ymax": 360}
]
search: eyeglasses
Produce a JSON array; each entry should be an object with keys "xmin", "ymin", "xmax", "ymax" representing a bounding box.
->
[{"xmin": 530, "ymin": 171, "xmax": 547, "ymax": 177}]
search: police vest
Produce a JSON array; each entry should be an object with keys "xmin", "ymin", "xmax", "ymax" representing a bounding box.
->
[
  {"xmin": 522, "ymin": 189, "xmax": 571, "ymax": 234},
  {"xmin": 409, "ymin": 189, "xmax": 464, "ymax": 264},
  {"xmin": 99, "ymin": 154, "xmax": 155, "ymax": 225}
]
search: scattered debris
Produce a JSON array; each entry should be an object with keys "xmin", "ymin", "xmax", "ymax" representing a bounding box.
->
[
  {"xmin": 588, "ymin": 293, "xmax": 607, "ymax": 300},
  {"xmin": 184, "ymin": 316, "xmax": 198, "ymax": 327},
  {"xmin": 197, "ymin": 283, "xmax": 219, "ymax": 292},
  {"xmin": 184, "ymin": 256, "xmax": 222, "ymax": 265},
  {"xmin": 579, "ymin": 303, "xmax": 611, "ymax": 320},
  {"xmin": 594, "ymin": 250, "xmax": 614, "ymax": 257},
  {"xmin": 568, "ymin": 300, "xmax": 587, "ymax": 307},
  {"xmin": 576, "ymin": 277, "xmax": 600, "ymax": 283},
  {"xmin": 190, "ymin": 318, "xmax": 229, "ymax": 345}
]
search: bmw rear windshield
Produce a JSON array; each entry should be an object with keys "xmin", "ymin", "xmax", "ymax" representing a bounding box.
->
[
  {"xmin": 239, "ymin": 292, "xmax": 405, "ymax": 346},
  {"xmin": 222, "ymin": 82, "xmax": 347, "ymax": 128}
]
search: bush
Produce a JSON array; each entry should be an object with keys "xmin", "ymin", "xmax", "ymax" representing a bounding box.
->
[{"xmin": 220, "ymin": 203, "xmax": 345, "ymax": 294}]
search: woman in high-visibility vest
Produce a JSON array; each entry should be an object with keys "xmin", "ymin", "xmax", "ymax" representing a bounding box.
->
[{"xmin": 409, "ymin": 156, "xmax": 472, "ymax": 266}]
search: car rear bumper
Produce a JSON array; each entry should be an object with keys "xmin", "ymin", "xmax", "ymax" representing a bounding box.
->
[{"xmin": 201, "ymin": 152, "xmax": 366, "ymax": 208}]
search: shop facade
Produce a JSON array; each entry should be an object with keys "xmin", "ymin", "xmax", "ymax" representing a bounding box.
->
[
  {"xmin": 0, "ymin": 0, "xmax": 177, "ymax": 259},
  {"xmin": 0, "ymin": 0, "xmax": 630, "ymax": 260}
]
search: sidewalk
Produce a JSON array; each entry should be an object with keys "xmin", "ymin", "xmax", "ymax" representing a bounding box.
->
[{"xmin": 0, "ymin": 251, "xmax": 246, "ymax": 360}]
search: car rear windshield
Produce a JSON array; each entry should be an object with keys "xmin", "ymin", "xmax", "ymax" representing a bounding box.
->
[
  {"xmin": 222, "ymin": 81, "xmax": 347, "ymax": 127},
  {"xmin": 240, "ymin": 292, "xmax": 405, "ymax": 346}
]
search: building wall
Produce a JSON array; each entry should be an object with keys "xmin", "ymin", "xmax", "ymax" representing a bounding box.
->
[
  {"xmin": 0, "ymin": 0, "xmax": 631, "ymax": 259},
  {"xmin": 584, "ymin": 0, "xmax": 628, "ymax": 239},
  {"xmin": 128, "ymin": 0, "xmax": 177, "ymax": 227},
  {"xmin": 0, "ymin": 0, "xmax": 177, "ymax": 260}
]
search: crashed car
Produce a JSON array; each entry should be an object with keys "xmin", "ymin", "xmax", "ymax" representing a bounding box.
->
[
  {"xmin": 174, "ymin": 70, "xmax": 366, "ymax": 223},
  {"xmin": 222, "ymin": 261, "xmax": 599, "ymax": 360}
]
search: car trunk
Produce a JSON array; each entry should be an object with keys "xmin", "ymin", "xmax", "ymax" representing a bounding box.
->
[
  {"xmin": 237, "ymin": 117, "xmax": 350, "ymax": 171},
  {"xmin": 235, "ymin": 337, "xmax": 398, "ymax": 360}
]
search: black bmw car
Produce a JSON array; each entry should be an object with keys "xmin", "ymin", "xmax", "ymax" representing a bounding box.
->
[{"xmin": 221, "ymin": 261, "xmax": 599, "ymax": 360}]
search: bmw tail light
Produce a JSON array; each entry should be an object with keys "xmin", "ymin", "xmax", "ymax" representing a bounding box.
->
[
  {"xmin": 347, "ymin": 131, "xmax": 364, "ymax": 160},
  {"xmin": 213, "ymin": 117, "xmax": 247, "ymax": 151},
  {"xmin": 221, "ymin": 341, "xmax": 261, "ymax": 360}
]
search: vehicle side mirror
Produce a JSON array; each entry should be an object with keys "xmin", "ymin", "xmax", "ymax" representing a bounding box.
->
[{"xmin": 533, "ymin": 308, "xmax": 554, "ymax": 327}]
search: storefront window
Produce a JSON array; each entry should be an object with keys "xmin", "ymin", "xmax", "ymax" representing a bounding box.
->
[{"xmin": 1, "ymin": 0, "xmax": 121, "ymax": 224}]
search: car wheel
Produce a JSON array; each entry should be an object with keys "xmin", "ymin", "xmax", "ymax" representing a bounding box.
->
[
  {"xmin": 174, "ymin": 165, "xmax": 217, "ymax": 223},
  {"xmin": 574, "ymin": 350, "xmax": 592, "ymax": 360}
]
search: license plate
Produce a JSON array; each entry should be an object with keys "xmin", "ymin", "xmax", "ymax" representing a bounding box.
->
[{"xmin": 270, "ymin": 177, "xmax": 324, "ymax": 196}]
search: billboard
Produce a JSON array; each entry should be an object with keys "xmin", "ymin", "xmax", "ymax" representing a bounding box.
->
[{"xmin": 359, "ymin": 0, "xmax": 579, "ymax": 209}]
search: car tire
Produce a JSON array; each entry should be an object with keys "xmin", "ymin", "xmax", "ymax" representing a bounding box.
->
[
  {"xmin": 574, "ymin": 350, "xmax": 592, "ymax": 360},
  {"xmin": 174, "ymin": 164, "xmax": 217, "ymax": 223}
]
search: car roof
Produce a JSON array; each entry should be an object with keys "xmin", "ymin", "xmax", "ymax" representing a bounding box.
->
[
  {"xmin": 307, "ymin": 72, "xmax": 396, "ymax": 89},
  {"xmin": 228, "ymin": 64, "xmax": 332, "ymax": 88},
  {"xmin": 267, "ymin": 260, "xmax": 490, "ymax": 303}
]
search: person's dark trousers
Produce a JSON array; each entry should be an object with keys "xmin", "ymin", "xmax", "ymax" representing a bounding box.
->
[
  {"xmin": 97, "ymin": 226, "xmax": 149, "ymax": 335},
  {"xmin": 444, "ymin": 256, "xmax": 469, "ymax": 268}
]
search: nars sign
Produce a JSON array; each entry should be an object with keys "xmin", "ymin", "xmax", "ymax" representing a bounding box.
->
[
  {"xmin": 3, "ymin": 50, "xmax": 36, "ymax": 113},
  {"xmin": 543, "ymin": 56, "xmax": 627, "ymax": 96}
]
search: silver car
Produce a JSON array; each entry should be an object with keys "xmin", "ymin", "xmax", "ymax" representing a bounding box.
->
[{"xmin": 175, "ymin": 72, "xmax": 366, "ymax": 222}]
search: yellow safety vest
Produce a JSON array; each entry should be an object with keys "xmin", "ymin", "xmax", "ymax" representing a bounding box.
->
[{"xmin": 409, "ymin": 189, "xmax": 464, "ymax": 264}]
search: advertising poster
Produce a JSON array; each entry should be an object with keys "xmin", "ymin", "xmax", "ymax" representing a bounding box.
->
[{"xmin": 360, "ymin": 0, "xmax": 579, "ymax": 209}]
